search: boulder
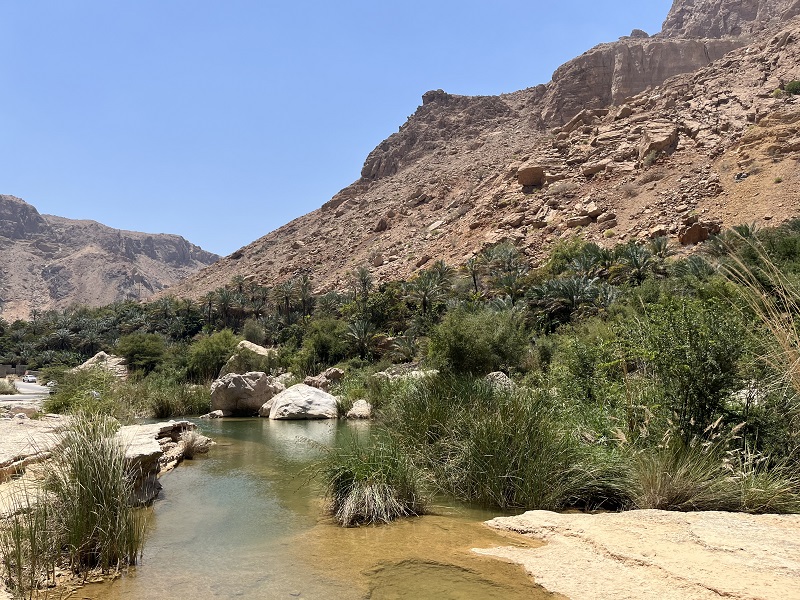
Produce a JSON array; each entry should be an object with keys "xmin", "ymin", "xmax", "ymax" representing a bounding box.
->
[
  {"xmin": 517, "ymin": 163, "xmax": 546, "ymax": 187},
  {"xmin": 72, "ymin": 351, "xmax": 128, "ymax": 379},
  {"xmin": 346, "ymin": 399, "xmax": 373, "ymax": 419},
  {"xmin": 210, "ymin": 372, "xmax": 285, "ymax": 416},
  {"xmin": 117, "ymin": 420, "xmax": 212, "ymax": 505},
  {"xmin": 220, "ymin": 341, "xmax": 277, "ymax": 377},
  {"xmin": 485, "ymin": 371, "xmax": 515, "ymax": 392},
  {"xmin": 268, "ymin": 384, "xmax": 339, "ymax": 420},
  {"xmin": 566, "ymin": 215, "xmax": 592, "ymax": 228}
]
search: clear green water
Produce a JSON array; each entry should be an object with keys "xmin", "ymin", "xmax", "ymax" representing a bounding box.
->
[{"xmin": 86, "ymin": 419, "xmax": 551, "ymax": 600}]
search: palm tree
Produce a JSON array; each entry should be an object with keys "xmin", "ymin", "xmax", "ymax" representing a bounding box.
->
[
  {"xmin": 648, "ymin": 237, "xmax": 675, "ymax": 278},
  {"xmin": 350, "ymin": 266, "xmax": 373, "ymax": 317},
  {"xmin": 406, "ymin": 269, "xmax": 444, "ymax": 316},
  {"xmin": 298, "ymin": 273, "xmax": 314, "ymax": 316},
  {"xmin": 201, "ymin": 292, "xmax": 216, "ymax": 328},
  {"xmin": 610, "ymin": 243, "xmax": 652, "ymax": 285},
  {"xmin": 273, "ymin": 279, "xmax": 297, "ymax": 323},
  {"xmin": 347, "ymin": 319, "xmax": 375, "ymax": 359},
  {"xmin": 462, "ymin": 256, "xmax": 483, "ymax": 295},
  {"xmin": 215, "ymin": 287, "xmax": 234, "ymax": 328}
]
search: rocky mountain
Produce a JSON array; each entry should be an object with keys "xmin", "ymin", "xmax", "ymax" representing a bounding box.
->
[
  {"xmin": 165, "ymin": 0, "xmax": 800, "ymax": 300},
  {"xmin": 0, "ymin": 195, "xmax": 218, "ymax": 320}
]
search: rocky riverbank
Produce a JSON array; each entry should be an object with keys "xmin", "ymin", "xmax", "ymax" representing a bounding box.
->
[{"xmin": 477, "ymin": 509, "xmax": 800, "ymax": 599}]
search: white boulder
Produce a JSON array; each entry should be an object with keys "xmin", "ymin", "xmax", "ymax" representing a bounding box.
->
[
  {"xmin": 210, "ymin": 372, "xmax": 285, "ymax": 416},
  {"xmin": 268, "ymin": 384, "xmax": 339, "ymax": 420}
]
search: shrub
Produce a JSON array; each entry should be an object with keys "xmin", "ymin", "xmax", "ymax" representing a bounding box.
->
[
  {"xmin": 624, "ymin": 298, "xmax": 745, "ymax": 438},
  {"xmin": 187, "ymin": 329, "xmax": 240, "ymax": 381},
  {"xmin": 785, "ymin": 80, "xmax": 800, "ymax": 95},
  {"xmin": 116, "ymin": 333, "xmax": 166, "ymax": 375},
  {"xmin": 317, "ymin": 435, "xmax": 426, "ymax": 527},
  {"xmin": 0, "ymin": 378, "xmax": 17, "ymax": 395},
  {"xmin": 427, "ymin": 308, "xmax": 527, "ymax": 375},
  {"xmin": 382, "ymin": 375, "xmax": 632, "ymax": 510}
]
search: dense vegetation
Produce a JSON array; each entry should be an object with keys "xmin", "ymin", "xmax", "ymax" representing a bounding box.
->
[{"xmin": 2, "ymin": 220, "xmax": 800, "ymax": 520}]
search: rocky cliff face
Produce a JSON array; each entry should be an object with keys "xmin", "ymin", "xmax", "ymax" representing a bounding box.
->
[
  {"xmin": 164, "ymin": 2, "xmax": 800, "ymax": 302},
  {"xmin": 0, "ymin": 195, "xmax": 218, "ymax": 320},
  {"xmin": 661, "ymin": 0, "xmax": 800, "ymax": 38}
]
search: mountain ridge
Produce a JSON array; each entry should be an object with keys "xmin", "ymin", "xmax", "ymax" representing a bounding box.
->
[
  {"xmin": 0, "ymin": 194, "xmax": 218, "ymax": 320},
  {"xmin": 162, "ymin": 0, "xmax": 800, "ymax": 301}
]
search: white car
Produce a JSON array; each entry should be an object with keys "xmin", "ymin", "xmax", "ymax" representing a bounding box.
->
[{"xmin": 21, "ymin": 375, "xmax": 37, "ymax": 383}]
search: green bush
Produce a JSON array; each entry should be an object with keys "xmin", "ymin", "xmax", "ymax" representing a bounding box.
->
[
  {"xmin": 116, "ymin": 333, "xmax": 166, "ymax": 374},
  {"xmin": 624, "ymin": 298, "xmax": 745, "ymax": 438},
  {"xmin": 187, "ymin": 329, "xmax": 240, "ymax": 381},
  {"xmin": 785, "ymin": 80, "xmax": 800, "ymax": 95},
  {"xmin": 427, "ymin": 308, "xmax": 527, "ymax": 375}
]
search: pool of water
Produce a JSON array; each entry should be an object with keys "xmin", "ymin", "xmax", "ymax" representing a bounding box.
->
[{"xmin": 85, "ymin": 419, "xmax": 553, "ymax": 600}]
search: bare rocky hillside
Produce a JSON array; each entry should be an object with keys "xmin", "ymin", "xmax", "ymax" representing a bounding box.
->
[
  {"xmin": 164, "ymin": 0, "xmax": 800, "ymax": 299},
  {"xmin": 0, "ymin": 195, "xmax": 218, "ymax": 320}
]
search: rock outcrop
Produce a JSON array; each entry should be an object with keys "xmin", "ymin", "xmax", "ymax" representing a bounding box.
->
[
  {"xmin": 345, "ymin": 399, "xmax": 373, "ymax": 419},
  {"xmin": 210, "ymin": 371, "xmax": 285, "ymax": 417},
  {"xmin": 268, "ymin": 384, "xmax": 339, "ymax": 420},
  {"xmin": 159, "ymin": 5, "xmax": 800, "ymax": 306},
  {"xmin": 478, "ymin": 509, "xmax": 800, "ymax": 600},
  {"xmin": 117, "ymin": 420, "xmax": 212, "ymax": 505},
  {"xmin": 72, "ymin": 351, "xmax": 129, "ymax": 379},
  {"xmin": 661, "ymin": 0, "xmax": 800, "ymax": 39}
]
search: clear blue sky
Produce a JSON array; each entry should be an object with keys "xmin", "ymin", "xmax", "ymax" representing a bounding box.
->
[{"xmin": 1, "ymin": 0, "xmax": 673, "ymax": 256}]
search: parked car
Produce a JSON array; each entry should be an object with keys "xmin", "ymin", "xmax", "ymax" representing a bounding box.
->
[{"xmin": 21, "ymin": 375, "xmax": 37, "ymax": 383}]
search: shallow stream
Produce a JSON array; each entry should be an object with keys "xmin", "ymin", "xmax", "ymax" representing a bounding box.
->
[{"xmin": 86, "ymin": 419, "xmax": 552, "ymax": 599}]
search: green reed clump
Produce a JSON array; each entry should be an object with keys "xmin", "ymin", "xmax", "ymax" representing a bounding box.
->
[
  {"xmin": 383, "ymin": 375, "xmax": 631, "ymax": 511},
  {"xmin": 45, "ymin": 413, "xmax": 146, "ymax": 572},
  {"xmin": 0, "ymin": 413, "xmax": 146, "ymax": 597},
  {"xmin": 0, "ymin": 490, "xmax": 58, "ymax": 598},
  {"xmin": 631, "ymin": 436, "xmax": 800, "ymax": 513},
  {"xmin": 318, "ymin": 435, "xmax": 427, "ymax": 527}
]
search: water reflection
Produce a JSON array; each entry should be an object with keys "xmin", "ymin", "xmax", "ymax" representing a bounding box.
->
[{"xmin": 85, "ymin": 419, "xmax": 552, "ymax": 600}]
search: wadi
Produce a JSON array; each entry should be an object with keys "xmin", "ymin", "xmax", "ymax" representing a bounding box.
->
[{"xmin": 2, "ymin": 0, "xmax": 800, "ymax": 598}]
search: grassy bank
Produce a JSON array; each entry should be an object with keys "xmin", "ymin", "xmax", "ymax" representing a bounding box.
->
[{"xmin": 0, "ymin": 414, "xmax": 146, "ymax": 596}]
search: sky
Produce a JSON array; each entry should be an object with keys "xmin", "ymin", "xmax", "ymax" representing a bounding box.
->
[{"xmin": 1, "ymin": 0, "xmax": 673, "ymax": 257}]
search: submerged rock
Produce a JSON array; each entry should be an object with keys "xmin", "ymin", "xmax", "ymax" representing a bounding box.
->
[{"xmin": 268, "ymin": 384, "xmax": 338, "ymax": 420}]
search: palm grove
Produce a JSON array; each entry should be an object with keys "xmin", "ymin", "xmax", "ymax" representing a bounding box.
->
[{"xmin": 2, "ymin": 220, "xmax": 800, "ymax": 519}]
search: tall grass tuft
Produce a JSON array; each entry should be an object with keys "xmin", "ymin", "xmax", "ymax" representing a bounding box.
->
[
  {"xmin": 0, "ymin": 488, "xmax": 58, "ymax": 597},
  {"xmin": 631, "ymin": 436, "xmax": 800, "ymax": 513},
  {"xmin": 317, "ymin": 435, "xmax": 427, "ymax": 527},
  {"xmin": 383, "ymin": 375, "xmax": 631, "ymax": 511},
  {"xmin": 0, "ymin": 378, "xmax": 17, "ymax": 395},
  {"xmin": 0, "ymin": 413, "xmax": 146, "ymax": 597},
  {"xmin": 45, "ymin": 413, "xmax": 146, "ymax": 572}
]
